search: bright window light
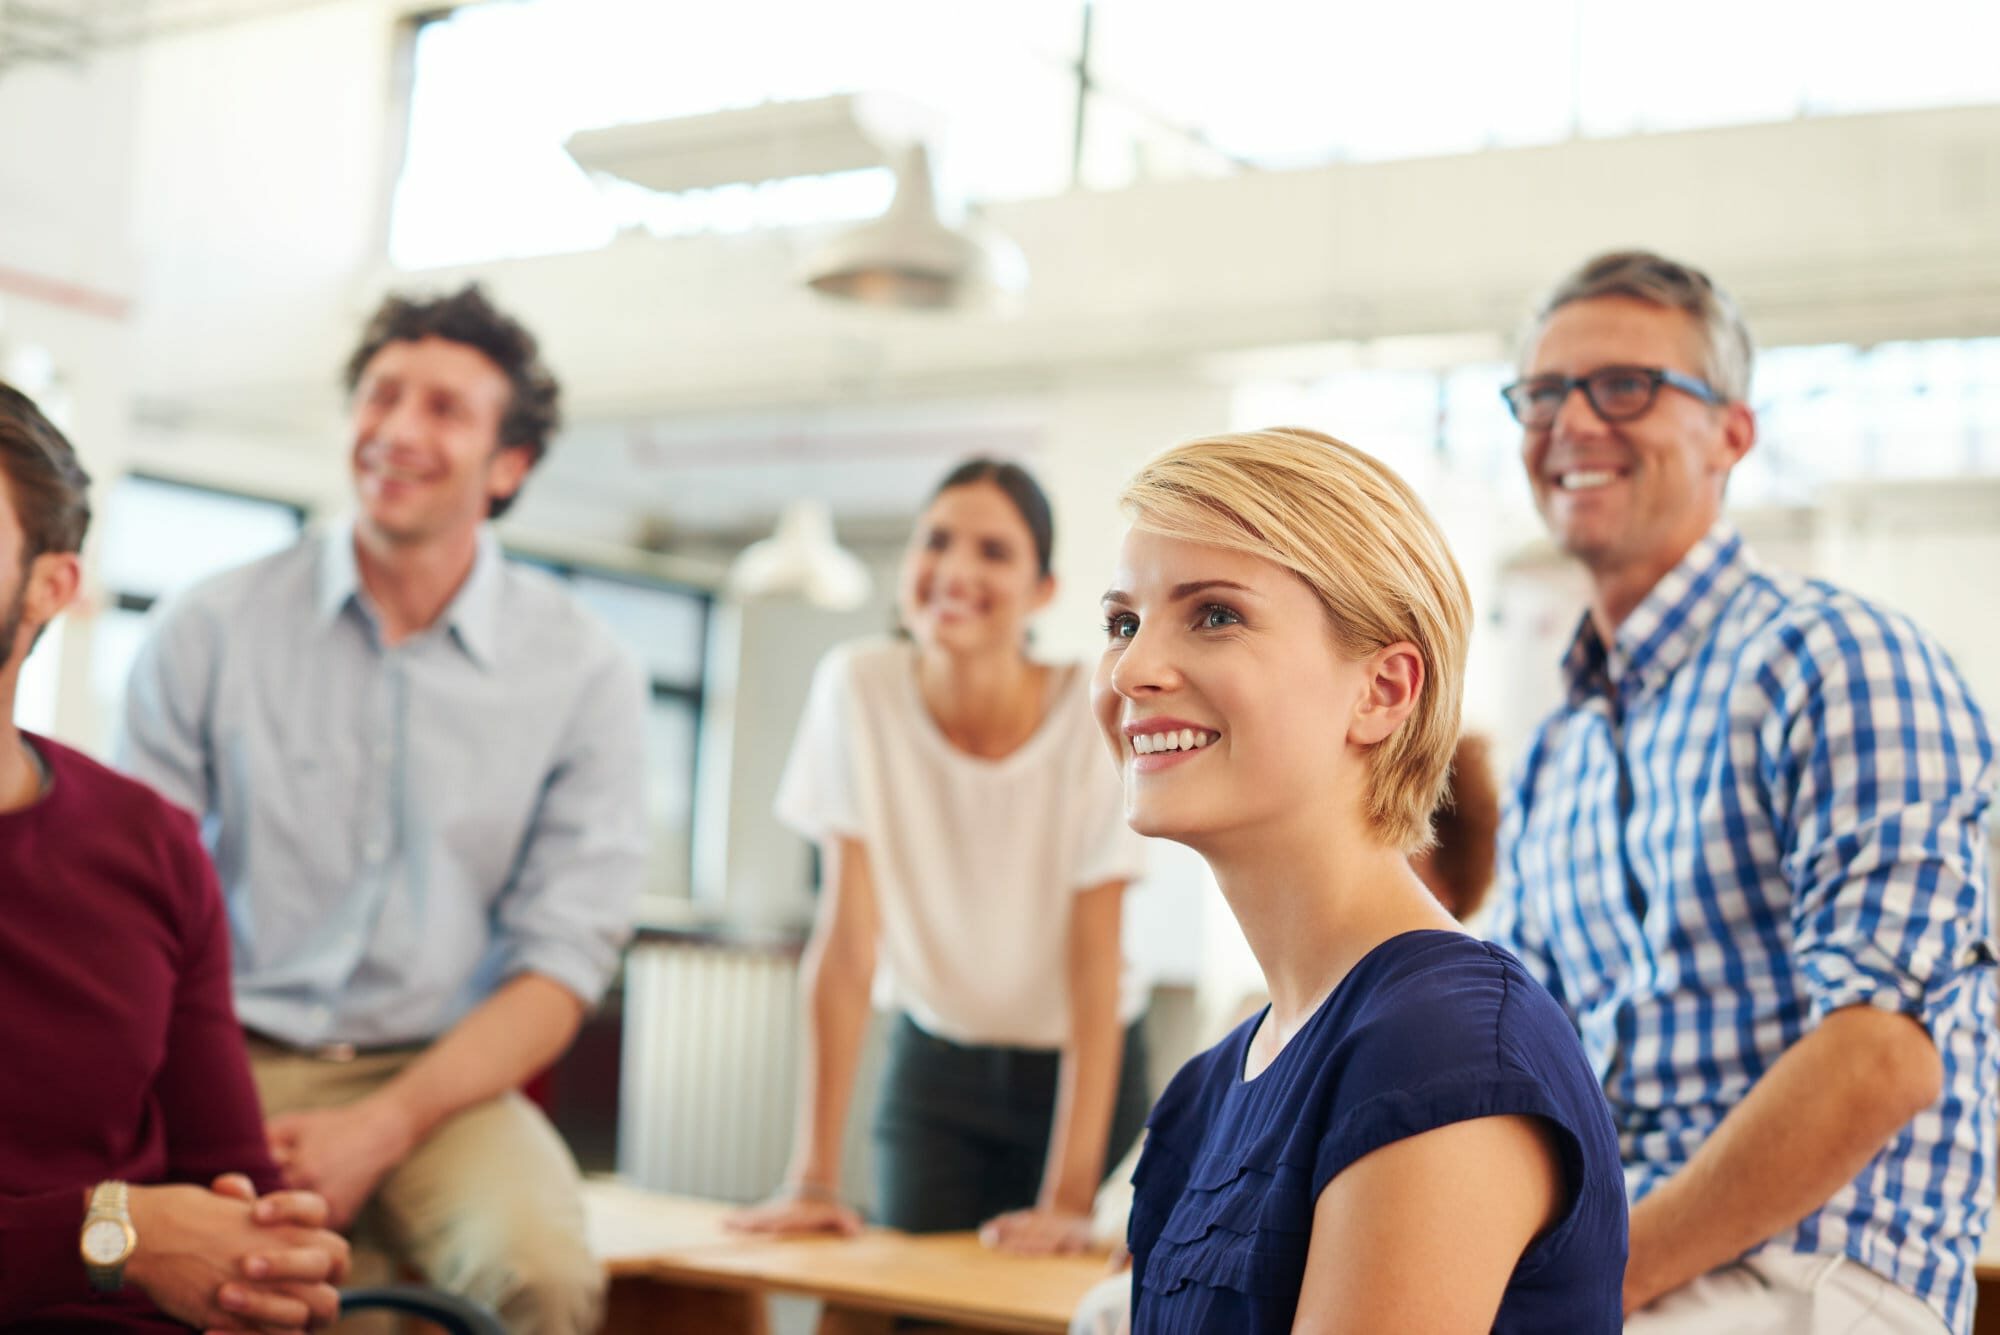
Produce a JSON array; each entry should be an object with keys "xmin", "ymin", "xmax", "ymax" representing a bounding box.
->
[
  {"xmin": 1235, "ymin": 338, "xmax": 2000, "ymax": 514},
  {"xmin": 391, "ymin": 0, "xmax": 2000, "ymax": 269}
]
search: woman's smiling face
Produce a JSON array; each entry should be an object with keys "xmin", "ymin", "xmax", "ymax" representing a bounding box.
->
[
  {"xmin": 899, "ymin": 480, "xmax": 1052, "ymax": 657},
  {"xmin": 1092, "ymin": 526, "xmax": 1380, "ymax": 848}
]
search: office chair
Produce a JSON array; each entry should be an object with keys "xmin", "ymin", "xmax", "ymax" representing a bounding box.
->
[{"xmin": 339, "ymin": 1283, "xmax": 505, "ymax": 1334}]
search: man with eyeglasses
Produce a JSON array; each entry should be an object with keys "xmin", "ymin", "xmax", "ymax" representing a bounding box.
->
[{"xmin": 1488, "ymin": 251, "xmax": 1994, "ymax": 1334}]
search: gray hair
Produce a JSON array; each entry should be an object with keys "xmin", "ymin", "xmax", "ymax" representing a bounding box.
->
[{"xmin": 1524, "ymin": 250, "xmax": 1754, "ymax": 402}]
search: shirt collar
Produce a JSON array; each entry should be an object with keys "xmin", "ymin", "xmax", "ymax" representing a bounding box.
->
[
  {"xmin": 314, "ymin": 517, "xmax": 503, "ymax": 670},
  {"xmin": 446, "ymin": 531, "xmax": 503, "ymax": 669},
  {"xmin": 1560, "ymin": 519, "xmax": 1755, "ymax": 708},
  {"xmin": 314, "ymin": 518, "xmax": 362, "ymax": 625}
]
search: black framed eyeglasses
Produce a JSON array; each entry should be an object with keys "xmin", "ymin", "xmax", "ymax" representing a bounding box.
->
[{"xmin": 1500, "ymin": 365, "xmax": 1726, "ymax": 429}]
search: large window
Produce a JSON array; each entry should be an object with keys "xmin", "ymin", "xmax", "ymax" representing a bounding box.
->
[
  {"xmin": 1743, "ymin": 339, "xmax": 2000, "ymax": 504},
  {"xmin": 90, "ymin": 474, "xmax": 309, "ymax": 733},
  {"xmin": 391, "ymin": 0, "xmax": 2000, "ymax": 268},
  {"xmin": 503, "ymin": 556, "xmax": 712, "ymax": 906},
  {"xmin": 1234, "ymin": 336, "xmax": 2000, "ymax": 513}
]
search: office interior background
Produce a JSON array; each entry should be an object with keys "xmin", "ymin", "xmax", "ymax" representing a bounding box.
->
[{"xmin": 5, "ymin": 0, "xmax": 1999, "ymax": 1208}]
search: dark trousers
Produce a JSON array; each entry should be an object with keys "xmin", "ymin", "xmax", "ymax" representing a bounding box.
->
[{"xmin": 871, "ymin": 1011, "xmax": 1151, "ymax": 1233}]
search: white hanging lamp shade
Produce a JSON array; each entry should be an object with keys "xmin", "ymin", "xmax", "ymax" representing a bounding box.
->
[
  {"xmin": 727, "ymin": 498, "xmax": 872, "ymax": 611},
  {"xmin": 804, "ymin": 145, "xmax": 1016, "ymax": 309}
]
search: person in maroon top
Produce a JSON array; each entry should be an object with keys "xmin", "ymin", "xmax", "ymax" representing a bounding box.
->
[{"xmin": 0, "ymin": 382, "xmax": 350, "ymax": 1333}]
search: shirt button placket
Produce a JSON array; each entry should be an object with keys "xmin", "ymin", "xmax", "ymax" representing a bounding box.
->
[{"xmin": 364, "ymin": 657, "xmax": 400, "ymax": 868}]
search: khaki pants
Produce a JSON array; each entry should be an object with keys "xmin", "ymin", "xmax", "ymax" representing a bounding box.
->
[
  {"xmin": 1070, "ymin": 1251, "xmax": 1946, "ymax": 1334},
  {"xmin": 248, "ymin": 1040, "xmax": 604, "ymax": 1335},
  {"xmin": 1626, "ymin": 1252, "xmax": 1947, "ymax": 1334}
]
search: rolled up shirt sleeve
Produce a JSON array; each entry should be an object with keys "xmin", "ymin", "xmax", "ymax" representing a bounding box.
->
[
  {"xmin": 489, "ymin": 640, "xmax": 651, "ymax": 1008},
  {"xmin": 1774, "ymin": 602, "xmax": 1997, "ymax": 1043}
]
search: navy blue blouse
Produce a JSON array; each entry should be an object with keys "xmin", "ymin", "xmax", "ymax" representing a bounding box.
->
[{"xmin": 1128, "ymin": 931, "xmax": 1625, "ymax": 1333}]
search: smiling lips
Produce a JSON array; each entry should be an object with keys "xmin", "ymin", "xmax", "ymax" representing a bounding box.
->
[
  {"xmin": 1554, "ymin": 469, "xmax": 1621, "ymax": 492},
  {"xmin": 928, "ymin": 594, "xmax": 980, "ymax": 620},
  {"xmin": 357, "ymin": 444, "xmax": 434, "ymax": 488},
  {"xmin": 1123, "ymin": 721, "xmax": 1220, "ymax": 767}
]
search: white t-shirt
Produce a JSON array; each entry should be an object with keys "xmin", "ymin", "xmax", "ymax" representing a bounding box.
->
[{"xmin": 776, "ymin": 636, "xmax": 1148, "ymax": 1049}]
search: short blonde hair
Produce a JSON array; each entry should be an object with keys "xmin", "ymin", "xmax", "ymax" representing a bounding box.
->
[{"xmin": 1121, "ymin": 427, "xmax": 1471, "ymax": 852}]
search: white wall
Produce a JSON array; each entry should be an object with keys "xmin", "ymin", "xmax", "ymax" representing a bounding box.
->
[
  {"xmin": 1817, "ymin": 479, "xmax": 2000, "ymax": 717},
  {"xmin": 0, "ymin": 45, "xmax": 145, "ymax": 745},
  {"xmin": 125, "ymin": 0, "xmax": 413, "ymax": 460},
  {"xmin": 112, "ymin": 25, "xmax": 2000, "ymax": 443},
  {"xmin": 700, "ymin": 548, "xmax": 903, "ymax": 926},
  {"xmin": 284, "ymin": 103, "xmax": 2000, "ymax": 447}
]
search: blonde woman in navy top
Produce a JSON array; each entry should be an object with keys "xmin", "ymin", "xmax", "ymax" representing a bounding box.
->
[{"xmin": 1095, "ymin": 428, "xmax": 1625, "ymax": 1332}]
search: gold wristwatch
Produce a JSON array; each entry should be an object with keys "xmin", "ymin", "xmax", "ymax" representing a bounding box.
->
[{"xmin": 80, "ymin": 1181, "xmax": 137, "ymax": 1293}]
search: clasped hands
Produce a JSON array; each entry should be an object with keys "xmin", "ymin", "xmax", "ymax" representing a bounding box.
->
[
  {"xmin": 127, "ymin": 1089, "xmax": 413, "ymax": 1335},
  {"xmin": 128, "ymin": 1173, "xmax": 350, "ymax": 1335}
]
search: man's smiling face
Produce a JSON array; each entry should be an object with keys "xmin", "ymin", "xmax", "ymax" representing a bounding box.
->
[{"xmin": 1520, "ymin": 295, "xmax": 1751, "ymax": 587}]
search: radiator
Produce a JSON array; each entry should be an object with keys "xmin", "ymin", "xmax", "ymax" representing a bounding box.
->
[{"xmin": 618, "ymin": 936, "xmax": 804, "ymax": 1203}]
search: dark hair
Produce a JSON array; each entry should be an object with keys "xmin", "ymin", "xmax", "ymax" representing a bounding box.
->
[
  {"xmin": 0, "ymin": 382, "xmax": 92, "ymax": 563},
  {"xmin": 930, "ymin": 457, "xmax": 1055, "ymax": 576},
  {"xmin": 342, "ymin": 284, "xmax": 560, "ymax": 519},
  {"xmin": 1418, "ymin": 733, "xmax": 1501, "ymax": 920}
]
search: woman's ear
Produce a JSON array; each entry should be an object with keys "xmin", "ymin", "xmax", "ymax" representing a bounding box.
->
[{"xmin": 1348, "ymin": 641, "xmax": 1423, "ymax": 746}]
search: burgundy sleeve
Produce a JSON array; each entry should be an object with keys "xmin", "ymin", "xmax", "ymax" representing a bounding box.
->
[
  {"xmin": 155, "ymin": 813, "xmax": 282, "ymax": 1194},
  {"xmin": 0, "ymin": 1188, "xmax": 89, "ymax": 1320}
]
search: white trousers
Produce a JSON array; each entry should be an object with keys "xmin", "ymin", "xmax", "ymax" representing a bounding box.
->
[
  {"xmin": 1069, "ymin": 1270, "xmax": 1132, "ymax": 1335},
  {"xmin": 1066, "ymin": 1252, "xmax": 1946, "ymax": 1335},
  {"xmin": 1626, "ymin": 1252, "xmax": 1947, "ymax": 1335}
]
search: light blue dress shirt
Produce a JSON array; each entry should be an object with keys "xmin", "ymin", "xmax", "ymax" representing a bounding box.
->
[{"xmin": 118, "ymin": 521, "xmax": 649, "ymax": 1048}]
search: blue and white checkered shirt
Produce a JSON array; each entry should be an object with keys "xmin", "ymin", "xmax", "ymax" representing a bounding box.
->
[{"xmin": 1490, "ymin": 520, "xmax": 1997, "ymax": 1333}]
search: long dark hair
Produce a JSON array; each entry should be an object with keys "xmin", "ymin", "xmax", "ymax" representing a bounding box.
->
[{"xmin": 929, "ymin": 457, "xmax": 1054, "ymax": 576}]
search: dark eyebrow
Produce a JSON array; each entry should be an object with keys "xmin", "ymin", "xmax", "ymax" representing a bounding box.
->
[{"xmin": 1100, "ymin": 578, "xmax": 1257, "ymax": 607}]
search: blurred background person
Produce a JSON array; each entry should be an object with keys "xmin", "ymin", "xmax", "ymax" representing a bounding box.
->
[
  {"xmin": 731, "ymin": 458, "xmax": 1149, "ymax": 1252},
  {"xmin": 117, "ymin": 288, "xmax": 648, "ymax": 1335}
]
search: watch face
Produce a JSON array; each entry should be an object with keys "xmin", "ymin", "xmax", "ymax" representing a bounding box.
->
[{"xmin": 82, "ymin": 1218, "xmax": 132, "ymax": 1265}]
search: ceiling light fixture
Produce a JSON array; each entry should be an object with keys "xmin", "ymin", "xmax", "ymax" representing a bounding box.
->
[
  {"xmin": 727, "ymin": 498, "xmax": 872, "ymax": 611},
  {"xmin": 802, "ymin": 144, "xmax": 1026, "ymax": 311}
]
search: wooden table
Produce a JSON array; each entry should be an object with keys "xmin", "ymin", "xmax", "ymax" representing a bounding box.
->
[
  {"xmin": 1977, "ymin": 1260, "xmax": 2000, "ymax": 1335},
  {"xmin": 586, "ymin": 1181, "xmax": 1115, "ymax": 1335}
]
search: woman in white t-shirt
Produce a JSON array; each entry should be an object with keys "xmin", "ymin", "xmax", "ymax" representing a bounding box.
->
[{"xmin": 729, "ymin": 458, "xmax": 1150, "ymax": 1254}]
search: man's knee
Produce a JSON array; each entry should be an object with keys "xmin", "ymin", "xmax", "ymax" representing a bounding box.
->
[{"xmin": 427, "ymin": 1215, "xmax": 604, "ymax": 1335}]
